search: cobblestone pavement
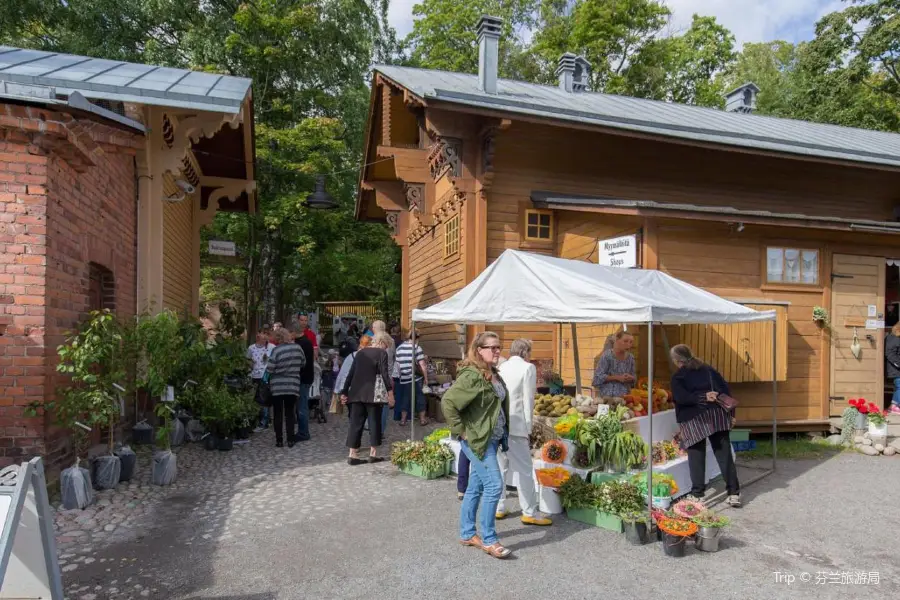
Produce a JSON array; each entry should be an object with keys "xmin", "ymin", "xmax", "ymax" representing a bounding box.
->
[{"xmin": 55, "ymin": 418, "xmax": 900, "ymax": 600}]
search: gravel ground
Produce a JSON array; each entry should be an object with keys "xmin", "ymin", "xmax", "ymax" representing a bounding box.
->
[{"xmin": 57, "ymin": 418, "xmax": 900, "ymax": 600}]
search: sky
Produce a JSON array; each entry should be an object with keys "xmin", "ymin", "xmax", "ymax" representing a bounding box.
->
[{"xmin": 387, "ymin": 0, "xmax": 847, "ymax": 49}]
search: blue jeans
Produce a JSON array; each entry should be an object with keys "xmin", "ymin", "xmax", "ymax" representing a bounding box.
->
[
  {"xmin": 460, "ymin": 440, "xmax": 503, "ymax": 545},
  {"xmin": 893, "ymin": 378, "xmax": 900, "ymax": 406},
  {"xmin": 295, "ymin": 383, "xmax": 311, "ymax": 440}
]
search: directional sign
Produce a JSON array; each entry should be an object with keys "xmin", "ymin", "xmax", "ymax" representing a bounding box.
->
[
  {"xmin": 0, "ymin": 457, "xmax": 63, "ymax": 599},
  {"xmin": 208, "ymin": 240, "xmax": 236, "ymax": 256},
  {"xmin": 598, "ymin": 234, "xmax": 638, "ymax": 268}
]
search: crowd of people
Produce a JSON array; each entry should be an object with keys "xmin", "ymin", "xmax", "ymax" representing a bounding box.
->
[
  {"xmin": 249, "ymin": 318, "xmax": 743, "ymax": 562},
  {"xmin": 245, "ymin": 315, "xmax": 430, "ymax": 456}
]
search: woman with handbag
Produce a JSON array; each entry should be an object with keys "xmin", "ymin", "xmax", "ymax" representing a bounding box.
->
[
  {"xmin": 341, "ymin": 332, "xmax": 394, "ymax": 465},
  {"xmin": 670, "ymin": 344, "xmax": 741, "ymax": 507}
]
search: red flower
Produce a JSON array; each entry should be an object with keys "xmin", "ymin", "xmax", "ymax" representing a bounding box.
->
[
  {"xmin": 849, "ymin": 398, "xmax": 860, "ymax": 408},
  {"xmin": 858, "ymin": 403, "xmax": 869, "ymax": 414},
  {"xmin": 867, "ymin": 402, "xmax": 880, "ymax": 413}
]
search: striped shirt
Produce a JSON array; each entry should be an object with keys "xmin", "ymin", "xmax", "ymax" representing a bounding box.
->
[
  {"xmin": 266, "ymin": 343, "xmax": 306, "ymax": 397},
  {"xmin": 395, "ymin": 341, "xmax": 425, "ymax": 383}
]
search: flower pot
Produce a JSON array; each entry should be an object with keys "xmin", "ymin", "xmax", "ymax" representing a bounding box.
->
[
  {"xmin": 235, "ymin": 426, "xmax": 251, "ymax": 440},
  {"xmin": 203, "ymin": 433, "xmax": 218, "ymax": 451},
  {"xmin": 132, "ymin": 422, "xmax": 153, "ymax": 446},
  {"xmin": 217, "ymin": 436, "xmax": 234, "ymax": 451},
  {"xmin": 538, "ymin": 485, "xmax": 563, "ymax": 515},
  {"xmin": 91, "ymin": 455, "xmax": 121, "ymax": 491},
  {"xmin": 151, "ymin": 450, "xmax": 177, "ymax": 486},
  {"xmin": 855, "ymin": 412, "xmax": 868, "ymax": 430},
  {"xmin": 662, "ymin": 532, "xmax": 688, "ymax": 557},
  {"xmin": 868, "ymin": 421, "xmax": 888, "ymax": 443},
  {"xmin": 623, "ymin": 521, "xmax": 650, "ymax": 545},
  {"xmin": 399, "ymin": 461, "xmax": 445, "ymax": 479},
  {"xmin": 565, "ymin": 508, "xmax": 623, "ymax": 532},
  {"xmin": 115, "ymin": 446, "xmax": 137, "ymax": 482},
  {"xmin": 696, "ymin": 526, "xmax": 723, "ymax": 552}
]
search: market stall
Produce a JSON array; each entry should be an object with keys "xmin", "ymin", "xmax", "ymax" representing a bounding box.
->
[{"xmin": 410, "ymin": 249, "xmax": 779, "ymax": 513}]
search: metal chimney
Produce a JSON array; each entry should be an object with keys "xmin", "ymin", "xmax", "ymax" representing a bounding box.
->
[
  {"xmin": 724, "ymin": 82, "xmax": 760, "ymax": 113},
  {"xmin": 556, "ymin": 53, "xmax": 577, "ymax": 93},
  {"xmin": 477, "ymin": 15, "xmax": 503, "ymax": 94}
]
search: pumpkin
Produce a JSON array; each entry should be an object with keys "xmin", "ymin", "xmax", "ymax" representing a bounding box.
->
[{"xmin": 541, "ymin": 440, "xmax": 567, "ymax": 464}]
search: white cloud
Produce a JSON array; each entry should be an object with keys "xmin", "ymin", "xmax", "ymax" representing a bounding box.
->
[{"xmin": 387, "ymin": 0, "xmax": 845, "ymax": 47}]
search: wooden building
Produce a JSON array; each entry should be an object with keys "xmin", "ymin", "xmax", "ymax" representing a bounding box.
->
[{"xmin": 355, "ymin": 17, "xmax": 900, "ymax": 431}]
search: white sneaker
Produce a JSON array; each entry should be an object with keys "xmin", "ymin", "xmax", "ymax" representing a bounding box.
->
[{"xmin": 726, "ymin": 494, "xmax": 742, "ymax": 508}]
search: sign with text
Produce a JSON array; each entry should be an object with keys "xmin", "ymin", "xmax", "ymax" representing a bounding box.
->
[
  {"xmin": 208, "ymin": 240, "xmax": 236, "ymax": 257},
  {"xmin": 598, "ymin": 234, "xmax": 638, "ymax": 268}
]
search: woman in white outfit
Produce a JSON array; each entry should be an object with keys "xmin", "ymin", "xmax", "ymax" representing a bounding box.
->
[{"xmin": 496, "ymin": 339, "xmax": 552, "ymax": 526}]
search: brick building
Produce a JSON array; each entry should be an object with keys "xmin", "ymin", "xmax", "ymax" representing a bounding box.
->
[{"xmin": 0, "ymin": 48, "xmax": 256, "ymax": 468}]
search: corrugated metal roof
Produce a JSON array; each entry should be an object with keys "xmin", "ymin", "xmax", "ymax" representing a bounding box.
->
[
  {"xmin": 531, "ymin": 192, "xmax": 900, "ymax": 233},
  {"xmin": 0, "ymin": 46, "xmax": 251, "ymax": 113},
  {"xmin": 376, "ymin": 65, "xmax": 900, "ymax": 169}
]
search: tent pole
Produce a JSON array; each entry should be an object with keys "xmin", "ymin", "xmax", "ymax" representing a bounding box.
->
[
  {"xmin": 771, "ymin": 319, "xmax": 778, "ymax": 471},
  {"xmin": 571, "ymin": 323, "xmax": 582, "ymax": 396},
  {"xmin": 411, "ymin": 320, "xmax": 416, "ymax": 442},
  {"xmin": 647, "ymin": 321, "xmax": 654, "ymax": 520}
]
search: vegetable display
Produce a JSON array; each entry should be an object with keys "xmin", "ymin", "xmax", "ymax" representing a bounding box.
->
[
  {"xmin": 534, "ymin": 394, "xmax": 576, "ymax": 418},
  {"xmin": 573, "ymin": 419, "xmax": 603, "ymax": 467},
  {"xmin": 541, "ymin": 440, "xmax": 568, "ymax": 464},
  {"xmin": 603, "ymin": 430, "xmax": 647, "ymax": 472}
]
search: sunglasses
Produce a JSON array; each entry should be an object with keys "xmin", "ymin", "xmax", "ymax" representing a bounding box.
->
[{"xmin": 480, "ymin": 345, "xmax": 502, "ymax": 352}]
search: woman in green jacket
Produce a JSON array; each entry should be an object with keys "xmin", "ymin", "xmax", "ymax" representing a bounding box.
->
[{"xmin": 442, "ymin": 331, "xmax": 511, "ymax": 559}]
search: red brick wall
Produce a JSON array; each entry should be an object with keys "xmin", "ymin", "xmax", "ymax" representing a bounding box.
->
[{"xmin": 0, "ymin": 102, "xmax": 140, "ymax": 469}]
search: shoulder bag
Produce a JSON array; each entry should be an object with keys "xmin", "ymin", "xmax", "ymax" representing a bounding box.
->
[
  {"xmin": 709, "ymin": 369, "xmax": 738, "ymax": 411},
  {"xmin": 373, "ymin": 351, "xmax": 389, "ymax": 404}
]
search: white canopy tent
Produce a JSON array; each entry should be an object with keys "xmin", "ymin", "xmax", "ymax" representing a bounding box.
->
[{"xmin": 410, "ymin": 249, "xmax": 778, "ymax": 511}]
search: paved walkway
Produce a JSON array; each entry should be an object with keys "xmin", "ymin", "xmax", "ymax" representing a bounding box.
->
[{"xmin": 55, "ymin": 418, "xmax": 900, "ymax": 600}]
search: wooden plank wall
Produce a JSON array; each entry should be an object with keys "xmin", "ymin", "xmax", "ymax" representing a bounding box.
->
[
  {"xmin": 408, "ymin": 204, "xmax": 466, "ymax": 358},
  {"xmin": 162, "ymin": 198, "xmax": 193, "ymax": 315}
]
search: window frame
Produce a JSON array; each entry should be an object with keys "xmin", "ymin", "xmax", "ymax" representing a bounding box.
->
[
  {"xmin": 443, "ymin": 213, "xmax": 460, "ymax": 261},
  {"xmin": 761, "ymin": 243, "xmax": 823, "ymax": 290},
  {"xmin": 524, "ymin": 209, "xmax": 554, "ymax": 242}
]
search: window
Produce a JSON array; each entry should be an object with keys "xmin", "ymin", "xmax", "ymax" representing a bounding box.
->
[
  {"xmin": 766, "ymin": 247, "xmax": 819, "ymax": 285},
  {"xmin": 525, "ymin": 210, "xmax": 553, "ymax": 241},
  {"xmin": 444, "ymin": 214, "xmax": 460, "ymax": 259},
  {"xmin": 88, "ymin": 262, "xmax": 116, "ymax": 311}
]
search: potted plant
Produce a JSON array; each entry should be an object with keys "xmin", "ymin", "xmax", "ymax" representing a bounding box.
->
[
  {"xmin": 559, "ymin": 476, "xmax": 643, "ymax": 532},
  {"xmin": 866, "ymin": 402, "xmax": 889, "ymax": 444},
  {"xmin": 656, "ymin": 516, "xmax": 697, "ymax": 557},
  {"xmin": 28, "ymin": 310, "xmax": 134, "ymax": 497},
  {"xmin": 848, "ymin": 398, "xmax": 869, "ymax": 430},
  {"xmin": 390, "ymin": 441, "xmax": 454, "ymax": 479},
  {"xmin": 630, "ymin": 472, "xmax": 678, "ymax": 509},
  {"xmin": 573, "ymin": 419, "xmax": 603, "ymax": 468},
  {"xmin": 136, "ymin": 310, "xmax": 182, "ymax": 486},
  {"xmin": 620, "ymin": 511, "xmax": 651, "ymax": 545},
  {"xmin": 692, "ymin": 509, "xmax": 730, "ymax": 552},
  {"xmin": 812, "ymin": 306, "xmax": 830, "ymax": 328}
]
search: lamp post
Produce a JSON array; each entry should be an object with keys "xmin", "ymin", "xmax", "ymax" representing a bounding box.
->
[{"xmin": 305, "ymin": 175, "xmax": 338, "ymax": 210}]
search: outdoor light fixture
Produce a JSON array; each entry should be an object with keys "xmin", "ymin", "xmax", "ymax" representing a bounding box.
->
[{"xmin": 305, "ymin": 175, "xmax": 338, "ymax": 210}]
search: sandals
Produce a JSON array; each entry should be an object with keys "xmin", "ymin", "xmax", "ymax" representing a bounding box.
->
[
  {"xmin": 481, "ymin": 542, "xmax": 512, "ymax": 559},
  {"xmin": 459, "ymin": 536, "xmax": 512, "ymax": 559}
]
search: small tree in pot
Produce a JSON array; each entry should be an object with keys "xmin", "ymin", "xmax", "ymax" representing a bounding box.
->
[{"xmin": 136, "ymin": 310, "xmax": 182, "ymax": 486}]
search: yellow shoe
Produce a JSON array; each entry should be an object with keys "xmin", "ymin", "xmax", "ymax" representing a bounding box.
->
[
  {"xmin": 495, "ymin": 511, "xmax": 507, "ymax": 520},
  {"xmin": 521, "ymin": 515, "xmax": 552, "ymax": 526}
]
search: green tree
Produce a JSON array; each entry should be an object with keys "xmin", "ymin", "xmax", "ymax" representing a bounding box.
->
[
  {"xmin": 625, "ymin": 15, "xmax": 736, "ymax": 106},
  {"xmin": 569, "ymin": 0, "xmax": 671, "ymax": 92},
  {"xmin": 720, "ymin": 41, "xmax": 798, "ymax": 117},
  {"xmin": 402, "ymin": 0, "xmax": 538, "ymax": 77}
]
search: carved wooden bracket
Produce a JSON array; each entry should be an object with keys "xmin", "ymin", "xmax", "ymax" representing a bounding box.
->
[
  {"xmin": 159, "ymin": 111, "xmax": 242, "ymax": 181},
  {"xmin": 385, "ymin": 211, "xmax": 400, "ymax": 236},
  {"xmin": 207, "ymin": 180, "xmax": 257, "ymax": 209},
  {"xmin": 428, "ymin": 136, "xmax": 462, "ymax": 181},
  {"xmin": 407, "ymin": 191, "xmax": 468, "ymax": 245},
  {"xmin": 405, "ymin": 182, "xmax": 425, "ymax": 213}
]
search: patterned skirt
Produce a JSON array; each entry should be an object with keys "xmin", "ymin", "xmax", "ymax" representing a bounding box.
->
[{"xmin": 678, "ymin": 405, "xmax": 732, "ymax": 450}]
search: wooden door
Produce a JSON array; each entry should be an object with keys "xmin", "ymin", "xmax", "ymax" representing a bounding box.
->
[{"xmin": 829, "ymin": 254, "xmax": 885, "ymax": 416}]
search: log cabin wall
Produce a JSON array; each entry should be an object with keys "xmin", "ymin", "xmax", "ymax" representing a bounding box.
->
[{"xmin": 478, "ymin": 120, "xmax": 900, "ymax": 427}]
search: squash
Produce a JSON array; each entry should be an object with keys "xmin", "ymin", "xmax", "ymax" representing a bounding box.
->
[{"xmin": 541, "ymin": 440, "xmax": 568, "ymax": 464}]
